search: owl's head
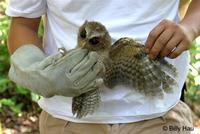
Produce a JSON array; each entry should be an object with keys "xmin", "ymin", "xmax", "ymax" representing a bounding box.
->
[{"xmin": 77, "ymin": 21, "xmax": 112, "ymax": 51}]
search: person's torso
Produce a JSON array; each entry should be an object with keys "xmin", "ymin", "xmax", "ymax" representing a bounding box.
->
[{"xmin": 39, "ymin": 0, "xmax": 189, "ymax": 123}]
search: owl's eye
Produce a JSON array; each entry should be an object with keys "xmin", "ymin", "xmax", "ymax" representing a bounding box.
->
[
  {"xmin": 80, "ymin": 29, "xmax": 86, "ymax": 38},
  {"xmin": 89, "ymin": 37, "xmax": 99, "ymax": 45}
]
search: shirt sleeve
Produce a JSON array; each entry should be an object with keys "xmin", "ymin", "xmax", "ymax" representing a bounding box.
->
[{"xmin": 5, "ymin": 0, "xmax": 46, "ymax": 18}]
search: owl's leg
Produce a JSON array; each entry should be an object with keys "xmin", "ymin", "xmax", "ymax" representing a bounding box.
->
[{"xmin": 72, "ymin": 89, "xmax": 101, "ymax": 118}]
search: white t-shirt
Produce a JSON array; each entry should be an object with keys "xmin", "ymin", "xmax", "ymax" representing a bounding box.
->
[{"xmin": 6, "ymin": 0, "xmax": 189, "ymax": 123}]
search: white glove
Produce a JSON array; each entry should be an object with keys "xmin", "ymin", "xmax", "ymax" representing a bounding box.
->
[{"xmin": 9, "ymin": 44, "xmax": 104, "ymax": 98}]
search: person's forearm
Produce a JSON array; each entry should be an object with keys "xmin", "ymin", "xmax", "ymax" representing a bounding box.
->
[
  {"xmin": 180, "ymin": 0, "xmax": 200, "ymax": 39},
  {"xmin": 179, "ymin": 0, "xmax": 190, "ymax": 19},
  {"xmin": 8, "ymin": 17, "xmax": 42, "ymax": 54}
]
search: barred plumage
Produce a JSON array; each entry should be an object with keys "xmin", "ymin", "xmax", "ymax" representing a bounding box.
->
[
  {"xmin": 72, "ymin": 21, "xmax": 178, "ymax": 118},
  {"xmin": 72, "ymin": 89, "xmax": 101, "ymax": 118},
  {"xmin": 105, "ymin": 37, "xmax": 177, "ymax": 97}
]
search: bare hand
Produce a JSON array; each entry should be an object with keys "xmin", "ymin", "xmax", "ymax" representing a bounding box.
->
[{"xmin": 145, "ymin": 19, "xmax": 194, "ymax": 59}]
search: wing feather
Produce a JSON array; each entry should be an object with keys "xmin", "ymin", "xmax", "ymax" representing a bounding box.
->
[{"xmin": 105, "ymin": 37, "xmax": 177, "ymax": 97}]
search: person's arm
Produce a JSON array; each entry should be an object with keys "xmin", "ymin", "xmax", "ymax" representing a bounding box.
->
[
  {"xmin": 145, "ymin": 0, "xmax": 200, "ymax": 59},
  {"xmin": 8, "ymin": 17, "xmax": 104, "ymax": 98},
  {"xmin": 8, "ymin": 17, "xmax": 42, "ymax": 54},
  {"xmin": 180, "ymin": 0, "xmax": 200, "ymax": 39},
  {"xmin": 179, "ymin": 0, "xmax": 190, "ymax": 19}
]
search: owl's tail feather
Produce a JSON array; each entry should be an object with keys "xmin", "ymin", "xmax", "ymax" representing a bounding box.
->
[
  {"xmin": 72, "ymin": 89, "xmax": 101, "ymax": 118},
  {"xmin": 162, "ymin": 74, "xmax": 177, "ymax": 93},
  {"xmin": 157, "ymin": 58, "xmax": 177, "ymax": 76},
  {"xmin": 150, "ymin": 59, "xmax": 177, "ymax": 92},
  {"xmin": 155, "ymin": 64, "xmax": 176, "ymax": 93}
]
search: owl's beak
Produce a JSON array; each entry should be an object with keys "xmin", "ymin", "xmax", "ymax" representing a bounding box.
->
[{"xmin": 80, "ymin": 42, "xmax": 87, "ymax": 48}]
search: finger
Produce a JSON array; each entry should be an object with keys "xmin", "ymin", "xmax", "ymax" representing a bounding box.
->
[
  {"xmin": 148, "ymin": 29, "xmax": 174, "ymax": 59},
  {"xmin": 70, "ymin": 51, "xmax": 100, "ymax": 75},
  {"xmin": 64, "ymin": 49, "xmax": 89, "ymax": 71},
  {"xmin": 76, "ymin": 61, "xmax": 105, "ymax": 86},
  {"xmin": 145, "ymin": 22, "xmax": 165, "ymax": 53},
  {"xmin": 62, "ymin": 81, "xmax": 99, "ymax": 97},
  {"xmin": 67, "ymin": 48, "xmax": 88, "ymax": 57},
  {"xmin": 168, "ymin": 41, "xmax": 186, "ymax": 59},
  {"xmin": 159, "ymin": 33, "xmax": 182, "ymax": 58},
  {"xmin": 69, "ymin": 53, "xmax": 89, "ymax": 74},
  {"xmin": 57, "ymin": 48, "xmax": 88, "ymax": 63},
  {"xmin": 68, "ymin": 52, "xmax": 100, "ymax": 81},
  {"xmin": 79, "ymin": 78, "xmax": 104, "ymax": 94},
  {"xmin": 39, "ymin": 53, "xmax": 63, "ymax": 69}
]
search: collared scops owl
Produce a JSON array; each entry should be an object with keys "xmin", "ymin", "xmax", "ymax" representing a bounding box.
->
[{"xmin": 72, "ymin": 21, "xmax": 177, "ymax": 118}]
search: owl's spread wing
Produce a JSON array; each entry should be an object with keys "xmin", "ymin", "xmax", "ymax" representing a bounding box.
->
[{"xmin": 104, "ymin": 37, "xmax": 177, "ymax": 97}]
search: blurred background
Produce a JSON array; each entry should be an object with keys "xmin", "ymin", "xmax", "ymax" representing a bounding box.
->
[{"xmin": 0, "ymin": 0, "xmax": 200, "ymax": 133}]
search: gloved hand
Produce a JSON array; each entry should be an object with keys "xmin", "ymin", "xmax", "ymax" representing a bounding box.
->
[{"xmin": 9, "ymin": 44, "xmax": 104, "ymax": 98}]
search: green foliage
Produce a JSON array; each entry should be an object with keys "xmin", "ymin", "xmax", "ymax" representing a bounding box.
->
[
  {"xmin": 38, "ymin": 20, "xmax": 44, "ymax": 38},
  {"xmin": 185, "ymin": 40, "xmax": 200, "ymax": 104},
  {"xmin": 0, "ymin": 0, "xmax": 41, "ymax": 117}
]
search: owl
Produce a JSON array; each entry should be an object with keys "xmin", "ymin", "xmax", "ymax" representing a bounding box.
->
[{"xmin": 72, "ymin": 21, "xmax": 177, "ymax": 118}]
